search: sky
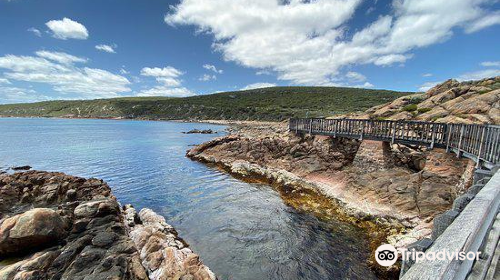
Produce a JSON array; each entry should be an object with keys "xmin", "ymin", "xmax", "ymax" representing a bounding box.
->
[{"xmin": 0, "ymin": 0, "xmax": 499, "ymax": 104}]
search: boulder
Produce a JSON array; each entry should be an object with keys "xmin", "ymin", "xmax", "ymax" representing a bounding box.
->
[
  {"xmin": 0, "ymin": 208, "xmax": 67, "ymax": 256},
  {"xmin": 425, "ymin": 79, "xmax": 460, "ymax": 98}
]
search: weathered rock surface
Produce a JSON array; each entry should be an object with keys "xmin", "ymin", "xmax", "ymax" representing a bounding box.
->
[
  {"xmin": 125, "ymin": 206, "xmax": 216, "ymax": 280},
  {"xmin": 0, "ymin": 208, "xmax": 67, "ymax": 256},
  {"xmin": 366, "ymin": 76, "xmax": 500, "ymax": 124},
  {"xmin": 187, "ymin": 120, "xmax": 475, "ymax": 250},
  {"xmin": 0, "ymin": 171, "xmax": 215, "ymax": 280},
  {"xmin": 188, "ymin": 133, "xmax": 361, "ymax": 177}
]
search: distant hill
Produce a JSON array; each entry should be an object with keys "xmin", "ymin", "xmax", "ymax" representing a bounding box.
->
[{"xmin": 0, "ymin": 86, "xmax": 412, "ymax": 121}]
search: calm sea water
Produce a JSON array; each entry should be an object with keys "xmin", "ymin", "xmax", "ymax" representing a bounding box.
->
[{"xmin": 0, "ymin": 118, "xmax": 376, "ymax": 280}]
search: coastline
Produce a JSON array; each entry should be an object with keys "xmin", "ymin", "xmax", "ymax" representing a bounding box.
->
[
  {"xmin": 185, "ymin": 121, "xmax": 475, "ymax": 276},
  {"xmin": 0, "ymin": 170, "xmax": 216, "ymax": 280}
]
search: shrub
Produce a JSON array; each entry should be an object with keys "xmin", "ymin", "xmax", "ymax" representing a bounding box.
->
[
  {"xmin": 402, "ymin": 104, "xmax": 418, "ymax": 112},
  {"xmin": 417, "ymin": 107, "xmax": 432, "ymax": 114}
]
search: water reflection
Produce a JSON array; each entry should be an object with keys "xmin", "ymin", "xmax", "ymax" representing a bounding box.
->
[{"xmin": 0, "ymin": 118, "xmax": 377, "ymax": 280}]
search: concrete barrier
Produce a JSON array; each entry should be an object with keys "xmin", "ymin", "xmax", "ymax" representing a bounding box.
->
[{"xmin": 401, "ymin": 170, "xmax": 500, "ymax": 280}]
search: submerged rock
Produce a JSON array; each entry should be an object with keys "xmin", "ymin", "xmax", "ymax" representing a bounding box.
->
[
  {"xmin": 183, "ymin": 129, "xmax": 216, "ymax": 134},
  {"xmin": 10, "ymin": 165, "xmax": 31, "ymax": 171}
]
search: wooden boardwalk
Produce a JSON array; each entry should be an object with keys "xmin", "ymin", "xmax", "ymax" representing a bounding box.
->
[
  {"xmin": 289, "ymin": 118, "xmax": 500, "ymax": 168},
  {"xmin": 290, "ymin": 117, "xmax": 500, "ymax": 280}
]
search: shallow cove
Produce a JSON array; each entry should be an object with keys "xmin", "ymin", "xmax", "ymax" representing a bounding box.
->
[{"xmin": 0, "ymin": 118, "xmax": 377, "ymax": 280}]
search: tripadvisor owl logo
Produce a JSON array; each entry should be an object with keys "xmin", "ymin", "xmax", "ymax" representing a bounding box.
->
[{"xmin": 375, "ymin": 244, "xmax": 398, "ymax": 267}]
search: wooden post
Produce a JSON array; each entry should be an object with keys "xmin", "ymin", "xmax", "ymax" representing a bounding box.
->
[
  {"xmin": 446, "ymin": 124, "xmax": 452, "ymax": 152},
  {"xmin": 360, "ymin": 121, "xmax": 365, "ymax": 140},
  {"xmin": 333, "ymin": 119, "xmax": 337, "ymax": 137},
  {"xmin": 430, "ymin": 124, "xmax": 436, "ymax": 149},
  {"xmin": 391, "ymin": 121, "xmax": 397, "ymax": 144},
  {"xmin": 457, "ymin": 125, "xmax": 465, "ymax": 158},
  {"xmin": 476, "ymin": 126, "xmax": 487, "ymax": 168}
]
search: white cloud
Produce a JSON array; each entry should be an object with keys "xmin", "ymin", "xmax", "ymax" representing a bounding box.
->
[
  {"xmin": 137, "ymin": 86, "xmax": 194, "ymax": 97},
  {"xmin": 419, "ymin": 65, "xmax": 500, "ymax": 91},
  {"xmin": 419, "ymin": 81, "xmax": 441, "ymax": 92},
  {"xmin": 120, "ymin": 68, "xmax": 129, "ymax": 74},
  {"xmin": 465, "ymin": 11, "xmax": 500, "ymax": 33},
  {"xmin": 0, "ymin": 78, "xmax": 11, "ymax": 84},
  {"xmin": 481, "ymin": 61, "xmax": 500, "ymax": 67},
  {"xmin": 139, "ymin": 66, "xmax": 194, "ymax": 97},
  {"xmin": 46, "ymin": 18, "xmax": 89, "ymax": 40},
  {"xmin": 0, "ymin": 86, "xmax": 51, "ymax": 104},
  {"xmin": 35, "ymin": 50, "xmax": 87, "ymax": 65},
  {"xmin": 241, "ymin": 82, "xmax": 276, "ymax": 90},
  {"xmin": 422, "ymin": 73, "xmax": 433, "ymax": 77},
  {"xmin": 203, "ymin": 64, "xmax": 223, "ymax": 74},
  {"xmin": 27, "ymin": 28, "xmax": 41, "ymax": 37},
  {"xmin": 0, "ymin": 51, "xmax": 130, "ymax": 99},
  {"xmin": 345, "ymin": 71, "xmax": 366, "ymax": 82},
  {"xmin": 95, "ymin": 44, "xmax": 116, "ymax": 53},
  {"xmin": 141, "ymin": 67, "xmax": 183, "ymax": 78},
  {"xmin": 166, "ymin": 0, "xmax": 500, "ymax": 85},
  {"xmin": 457, "ymin": 69, "xmax": 500, "ymax": 81},
  {"xmin": 361, "ymin": 82, "xmax": 374, "ymax": 88},
  {"xmin": 199, "ymin": 74, "xmax": 216, "ymax": 81},
  {"xmin": 256, "ymin": 70, "xmax": 272, "ymax": 76}
]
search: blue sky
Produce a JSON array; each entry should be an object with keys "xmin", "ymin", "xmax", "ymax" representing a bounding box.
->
[{"xmin": 0, "ymin": 0, "xmax": 499, "ymax": 104}]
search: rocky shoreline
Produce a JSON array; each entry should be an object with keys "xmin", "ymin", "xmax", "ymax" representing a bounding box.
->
[
  {"xmin": 0, "ymin": 170, "xmax": 216, "ymax": 280},
  {"xmin": 185, "ymin": 120, "xmax": 475, "ymax": 277}
]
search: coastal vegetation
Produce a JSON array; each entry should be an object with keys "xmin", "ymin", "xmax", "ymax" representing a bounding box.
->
[{"xmin": 0, "ymin": 86, "xmax": 412, "ymax": 121}]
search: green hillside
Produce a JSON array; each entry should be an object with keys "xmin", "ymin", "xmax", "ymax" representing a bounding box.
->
[{"xmin": 0, "ymin": 86, "xmax": 413, "ymax": 121}]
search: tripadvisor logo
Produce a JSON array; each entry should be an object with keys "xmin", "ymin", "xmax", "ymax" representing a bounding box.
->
[
  {"xmin": 375, "ymin": 244, "xmax": 398, "ymax": 267},
  {"xmin": 375, "ymin": 243, "xmax": 482, "ymax": 267}
]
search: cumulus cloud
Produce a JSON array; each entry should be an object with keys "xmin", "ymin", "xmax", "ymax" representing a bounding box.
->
[
  {"xmin": 27, "ymin": 28, "xmax": 41, "ymax": 37},
  {"xmin": 141, "ymin": 67, "xmax": 183, "ymax": 78},
  {"xmin": 241, "ymin": 82, "xmax": 277, "ymax": 90},
  {"xmin": 419, "ymin": 64, "xmax": 500, "ymax": 91},
  {"xmin": 199, "ymin": 74, "xmax": 216, "ymax": 81},
  {"xmin": 457, "ymin": 69, "xmax": 500, "ymax": 81},
  {"xmin": 203, "ymin": 64, "xmax": 223, "ymax": 74},
  {"xmin": 465, "ymin": 11, "xmax": 500, "ymax": 33},
  {"xmin": 345, "ymin": 71, "xmax": 366, "ymax": 82},
  {"xmin": 46, "ymin": 18, "xmax": 89, "ymax": 40},
  {"xmin": 166, "ymin": 0, "xmax": 500, "ymax": 85},
  {"xmin": 0, "ymin": 86, "xmax": 51, "ymax": 104},
  {"xmin": 35, "ymin": 50, "xmax": 87, "ymax": 65},
  {"xmin": 139, "ymin": 66, "xmax": 195, "ymax": 97},
  {"xmin": 95, "ymin": 44, "xmax": 116, "ymax": 53},
  {"xmin": 0, "ymin": 51, "xmax": 130, "ymax": 99},
  {"xmin": 419, "ymin": 81, "xmax": 441, "ymax": 92},
  {"xmin": 481, "ymin": 61, "xmax": 500, "ymax": 67},
  {"xmin": 136, "ymin": 86, "xmax": 194, "ymax": 97}
]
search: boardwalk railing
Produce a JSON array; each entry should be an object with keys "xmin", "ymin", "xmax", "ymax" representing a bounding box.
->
[{"xmin": 289, "ymin": 118, "xmax": 500, "ymax": 168}]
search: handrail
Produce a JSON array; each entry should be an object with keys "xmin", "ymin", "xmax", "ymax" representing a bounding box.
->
[
  {"xmin": 289, "ymin": 118, "xmax": 500, "ymax": 168},
  {"xmin": 400, "ymin": 170, "xmax": 500, "ymax": 280}
]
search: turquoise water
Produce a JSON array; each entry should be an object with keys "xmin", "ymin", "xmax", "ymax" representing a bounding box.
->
[{"xmin": 0, "ymin": 118, "xmax": 376, "ymax": 280}]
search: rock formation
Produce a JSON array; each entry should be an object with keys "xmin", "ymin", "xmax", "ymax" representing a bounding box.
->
[
  {"xmin": 362, "ymin": 76, "xmax": 500, "ymax": 124},
  {"xmin": 186, "ymin": 78, "xmax": 497, "ymax": 250},
  {"xmin": 0, "ymin": 171, "xmax": 215, "ymax": 280}
]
